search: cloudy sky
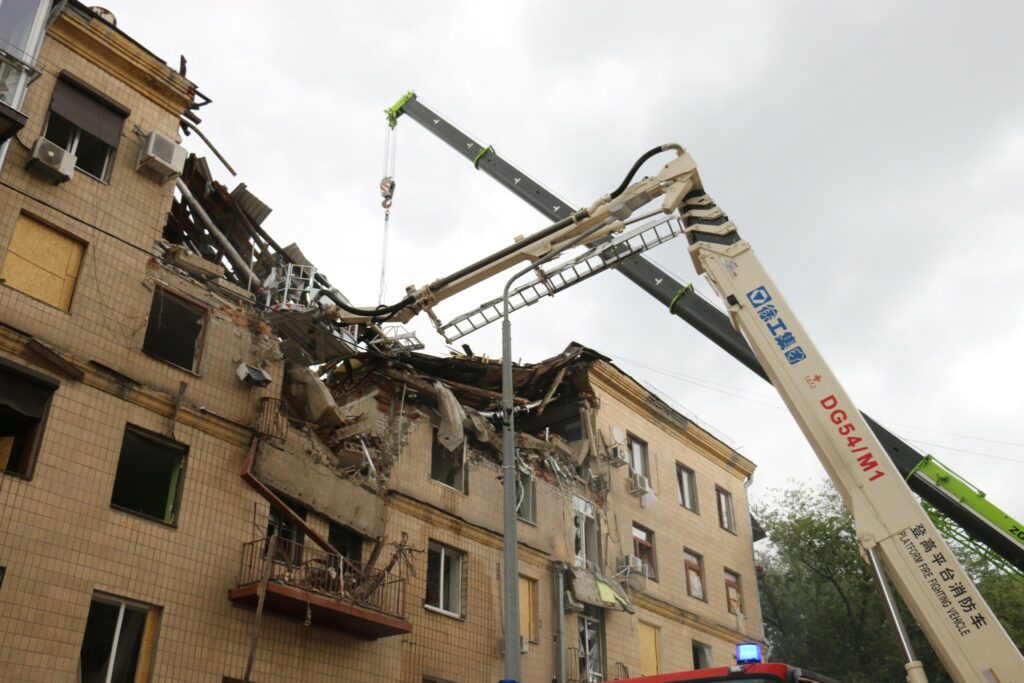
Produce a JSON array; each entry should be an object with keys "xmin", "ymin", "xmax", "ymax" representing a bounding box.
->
[{"xmin": 107, "ymin": 1, "xmax": 1024, "ymax": 521}]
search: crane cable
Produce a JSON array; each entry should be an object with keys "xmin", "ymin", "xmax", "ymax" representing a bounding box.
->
[{"xmin": 378, "ymin": 122, "xmax": 399, "ymax": 305}]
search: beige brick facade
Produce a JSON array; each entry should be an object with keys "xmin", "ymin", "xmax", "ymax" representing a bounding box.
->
[{"xmin": 0, "ymin": 6, "xmax": 762, "ymax": 682}]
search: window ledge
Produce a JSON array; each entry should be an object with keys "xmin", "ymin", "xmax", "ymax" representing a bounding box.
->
[
  {"xmin": 110, "ymin": 503, "xmax": 178, "ymax": 529},
  {"xmin": 142, "ymin": 350, "xmax": 202, "ymax": 376},
  {"xmin": 423, "ymin": 604, "xmax": 464, "ymax": 620},
  {"xmin": 429, "ymin": 479, "xmax": 467, "ymax": 495}
]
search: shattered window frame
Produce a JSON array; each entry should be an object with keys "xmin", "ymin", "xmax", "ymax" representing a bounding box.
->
[
  {"xmin": 430, "ymin": 427, "xmax": 468, "ymax": 494},
  {"xmin": 631, "ymin": 523, "xmax": 657, "ymax": 581},
  {"xmin": 577, "ymin": 605, "xmax": 604, "ymax": 683},
  {"xmin": 142, "ymin": 285, "xmax": 209, "ymax": 374},
  {"xmin": 627, "ymin": 434, "xmax": 649, "ymax": 479},
  {"xmin": 517, "ymin": 465, "xmax": 536, "ymax": 524},
  {"xmin": 572, "ymin": 495, "xmax": 599, "ymax": 570},
  {"xmin": 684, "ymin": 548, "xmax": 706, "ymax": 601},
  {"xmin": 724, "ymin": 568, "xmax": 744, "ymax": 615}
]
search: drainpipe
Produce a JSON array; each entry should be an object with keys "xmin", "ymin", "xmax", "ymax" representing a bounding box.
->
[{"xmin": 553, "ymin": 562, "xmax": 568, "ymax": 683}]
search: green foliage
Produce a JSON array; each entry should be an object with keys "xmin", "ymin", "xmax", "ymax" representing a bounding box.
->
[{"xmin": 754, "ymin": 480, "xmax": 1023, "ymax": 682}]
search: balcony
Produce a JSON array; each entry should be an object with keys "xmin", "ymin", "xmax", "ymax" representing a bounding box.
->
[{"xmin": 229, "ymin": 536, "xmax": 412, "ymax": 639}]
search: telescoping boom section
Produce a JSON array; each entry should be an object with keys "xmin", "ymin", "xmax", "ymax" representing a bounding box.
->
[{"xmin": 679, "ymin": 158, "xmax": 1022, "ymax": 682}]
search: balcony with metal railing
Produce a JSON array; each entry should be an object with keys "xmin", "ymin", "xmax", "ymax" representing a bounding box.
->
[{"xmin": 228, "ymin": 535, "xmax": 412, "ymax": 639}]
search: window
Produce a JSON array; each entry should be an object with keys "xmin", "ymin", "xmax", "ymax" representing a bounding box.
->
[
  {"xmin": 0, "ymin": 565, "xmax": 5, "ymax": 590},
  {"xmin": 142, "ymin": 287, "xmax": 208, "ymax": 372},
  {"xmin": 1, "ymin": 214, "xmax": 84, "ymax": 311},
  {"xmin": 573, "ymin": 496, "xmax": 599, "ymax": 570},
  {"xmin": 79, "ymin": 593, "xmax": 160, "ymax": 683},
  {"xmin": 577, "ymin": 606, "xmax": 604, "ymax": 683},
  {"xmin": 676, "ymin": 463, "xmax": 697, "ymax": 512},
  {"xmin": 519, "ymin": 575, "xmax": 538, "ymax": 642},
  {"xmin": 430, "ymin": 428, "xmax": 467, "ymax": 493},
  {"xmin": 691, "ymin": 640, "xmax": 713, "ymax": 669},
  {"xmin": 716, "ymin": 487, "xmax": 735, "ymax": 532},
  {"xmin": 725, "ymin": 569, "xmax": 743, "ymax": 615},
  {"xmin": 328, "ymin": 523, "xmax": 363, "ymax": 564},
  {"xmin": 110, "ymin": 426, "xmax": 186, "ymax": 525},
  {"xmin": 517, "ymin": 466, "xmax": 536, "ymax": 523},
  {"xmin": 627, "ymin": 434, "xmax": 648, "ymax": 478},
  {"xmin": 425, "ymin": 541, "xmax": 464, "ymax": 617},
  {"xmin": 0, "ymin": 0, "xmax": 47, "ymax": 119},
  {"xmin": 684, "ymin": 549, "xmax": 705, "ymax": 600},
  {"xmin": 638, "ymin": 622, "xmax": 660, "ymax": 676},
  {"xmin": 0, "ymin": 357, "xmax": 57, "ymax": 478},
  {"xmin": 631, "ymin": 524, "xmax": 657, "ymax": 580},
  {"xmin": 45, "ymin": 77, "xmax": 127, "ymax": 180},
  {"xmin": 267, "ymin": 498, "xmax": 307, "ymax": 566}
]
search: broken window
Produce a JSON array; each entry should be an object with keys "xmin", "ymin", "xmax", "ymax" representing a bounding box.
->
[
  {"xmin": 430, "ymin": 427, "xmax": 467, "ymax": 493},
  {"xmin": 725, "ymin": 569, "xmax": 744, "ymax": 615},
  {"xmin": 45, "ymin": 77, "xmax": 127, "ymax": 180},
  {"xmin": 517, "ymin": 466, "xmax": 536, "ymax": 523},
  {"xmin": 0, "ymin": 358, "xmax": 57, "ymax": 478},
  {"xmin": 631, "ymin": 524, "xmax": 657, "ymax": 580},
  {"xmin": 577, "ymin": 606, "xmax": 604, "ymax": 683},
  {"xmin": 328, "ymin": 523, "xmax": 363, "ymax": 564},
  {"xmin": 691, "ymin": 640, "xmax": 713, "ymax": 669},
  {"xmin": 572, "ymin": 496, "xmax": 599, "ymax": 570},
  {"xmin": 267, "ymin": 498, "xmax": 306, "ymax": 566},
  {"xmin": 110, "ymin": 426, "xmax": 186, "ymax": 525},
  {"xmin": 676, "ymin": 462, "xmax": 697, "ymax": 512},
  {"xmin": 638, "ymin": 621, "xmax": 660, "ymax": 676},
  {"xmin": 425, "ymin": 541, "xmax": 464, "ymax": 617},
  {"xmin": 518, "ymin": 574, "xmax": 538, "ymax": 643},
  {"xmin": 627, "ymin": 434, "xmax": 648, "ymax": 479},
  {"xmin": 0, "ymin": 214, "xmax": 84, "ymax": 311},
  {"xmin": 684, "ymin": 549, "xmax": 705, "ymax": 600},
  {"xmin": 142, "ymin": 286, "xmax": 207, "ymax": 372},
  {"xmin": 716, "ymin": 487, "xmax": 735, "ymax": 532},
  {"xmin": 78, "ymin": 593, "xmax": 160, "ymax": 683}
]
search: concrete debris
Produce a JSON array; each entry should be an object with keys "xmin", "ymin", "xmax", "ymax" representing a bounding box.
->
[{"xmin": 433, "ymin": 380, "xmax": 466, "ymax": 452}]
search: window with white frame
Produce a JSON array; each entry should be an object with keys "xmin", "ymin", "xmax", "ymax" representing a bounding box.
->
[
  {"xmin": 425, "ymin": 541, "xmax": 464, "ymax": 617},
  {"xmin": 78, "ymin": 593, "xmax": 160, "ymax": 682},
  {"xmin": 725, "ymin": 568, "xmax": 744, "ymax": 615},
  {"xmin": 573, "ymin": 496, "xmax": 599, "ymax": 570},
  {"xmin": 716, "ymin": 487, "xmax": 735, "ymax": 532},
  {"xmin": 676, "ymin": 462, "xmax": 697, "ymax": 512},
  {"xmin": 517, "ymin": 465, "xmax": 536, "ymax": 523},
  {"xmin": 684, "ymin": 548, "xmax": 705, "ymax": 600},
  {"xmin": 43, "ymin": 77, "xmax": 127, "ymax": 181},
  {"xmin": 627, "ymin": 434, "xmax": 649, "ymax": 478}
]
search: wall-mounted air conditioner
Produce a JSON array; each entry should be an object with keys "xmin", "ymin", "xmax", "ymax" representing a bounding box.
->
[
  {"xmin": 137, "ymin": 130, "xmax": 186, "ymax": 182},
  {"xmin": 608, "ymin": 444, "xmax": 628, "ymax": 467},
  {"xmin": 27, "ymin": 138, "xmax": 75, "ymax": 184},
  {"xmin": 628, "ymin": 472, "xmax": 650, "ymax": 496},
  {"xmin": 617, "ymin": 555, "xmax": 649, "ymax": 591},
  {"xmin": 564, "ymin": 591, "xmax": 585, "ymax": 613}
]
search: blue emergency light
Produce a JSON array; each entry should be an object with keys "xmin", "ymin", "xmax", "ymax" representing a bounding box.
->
[{"xmin": 736, "ymin": 642, "xmax": 763, "ymax": 664}]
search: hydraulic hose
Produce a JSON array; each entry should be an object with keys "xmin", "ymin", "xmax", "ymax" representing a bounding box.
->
[{"xmin": 608, "ymin": 144, "xmax": 684, "ymax": 200}]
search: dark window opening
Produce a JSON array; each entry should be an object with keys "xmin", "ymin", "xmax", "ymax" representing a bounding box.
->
[
  {"xmin": 110, "ymin": 426, "xmax": 186, "ymax": 525},
  {"xmin": 142, "ymin": 287, "xmax": 207, "ymax": 372},
  {"xmin": 518, "ymin": 401, "xmax": 582, "ymax": 442},
  {"xmin": 328, "ymin": 523, "xmax": 363, "ymax": 564},
  {"xmin": 45, "ymin": 77, "xmax": 126, "ymax": 181},
  {"xmin": 0, "ymin": 358, "xmax": 58, "ymax": 478},
  {"xmin": 692, "ymin": 640, "xmax": 713, "ymax": 669},
  {"xmin": 268, "ymin": 497, "xmax": 306, "ymax": 565},
  {"xmin": 79, "ymin": 594, "xmax": 158, "ymax": 683},
  {"xmin": 430, "ymin": 428, "xmax": 467, "ymax": 493},
  {"xmin": 0, "ymin": 566, "xmax": 5, "ymax": 590}
]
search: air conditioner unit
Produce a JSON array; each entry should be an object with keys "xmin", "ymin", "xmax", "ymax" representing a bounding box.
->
[
  {"xmin": 628, "ymin": 472, "xmax": 650, "ymax": 496},
  {"xmin": 520, "ymin": 635, "xmax": 530, "ymax": 654},
  {"xmin": 617, "ymin": 554, "xmax": 645, "ymax": 574},
  {"xmin": 607, "ymin": 444, "xmax": 628, "ymax": 467},
  {"xmin": 137, "ymin": 130, "xmax": 186, "ymax": 182},
  {"xmin": 27, "ymin": 138, "xmax": 75, "ymax": 184}
]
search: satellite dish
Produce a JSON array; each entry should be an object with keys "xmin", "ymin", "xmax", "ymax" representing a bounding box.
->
[{"xmin": 611, "ymin": 426, "xmax": 626, "ymax": 445}]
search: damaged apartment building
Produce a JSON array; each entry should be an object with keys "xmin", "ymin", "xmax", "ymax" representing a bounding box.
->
[{"xmin": 0, "ymin": 3, "xmax": 764, "ymax": 682}]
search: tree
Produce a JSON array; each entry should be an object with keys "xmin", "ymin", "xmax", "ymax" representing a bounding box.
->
[{"xmin": 754, "ymin": 480, "xmax": 1023, "ymax": 682}]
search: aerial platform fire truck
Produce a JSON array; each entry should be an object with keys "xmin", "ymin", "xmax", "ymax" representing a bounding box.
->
[{"xmin": 319, "ymin": 93, "xmax": 1024, "ymax": 682}]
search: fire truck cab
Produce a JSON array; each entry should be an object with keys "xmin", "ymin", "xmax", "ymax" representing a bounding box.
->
[{"xmin": 619, "ymin": 662, "xmax": 841, "ymax": 683}]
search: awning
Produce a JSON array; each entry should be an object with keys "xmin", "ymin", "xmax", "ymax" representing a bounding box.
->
[
  {"xmin": 569, "ymin": 568, "xmax": 634, "ymax": 614},
  {"xmin": 50, "ymin": 77, "xmax": 126, "ymax": 149}
]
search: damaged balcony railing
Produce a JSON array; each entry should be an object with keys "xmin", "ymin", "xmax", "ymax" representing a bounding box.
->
[{"xmin": 237, "ymin": 536, "xmax": 406, "ymax": 621}]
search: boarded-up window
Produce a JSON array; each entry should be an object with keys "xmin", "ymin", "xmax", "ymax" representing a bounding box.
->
[
  {"xmin": 1, "ymin": 214, "xmax": 84, "ymax": 311},
  {"xmin": 519, "ymin": 575, "xmax": 538, "ymax": 642},
  {"xmin": 142, "ymin": 287, "xmax": 207, "ymax": 372},
  {"xmin": 638, "ymin": 622, "xmax": 660, "ymax": 676}
]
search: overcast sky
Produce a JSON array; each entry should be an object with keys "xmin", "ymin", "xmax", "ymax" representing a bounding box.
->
[{"xmin": 107, "ymin": 1, "xmax": 1024, "ymax": 522}]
